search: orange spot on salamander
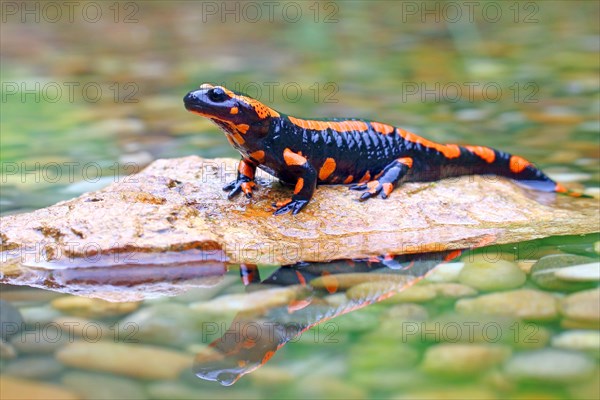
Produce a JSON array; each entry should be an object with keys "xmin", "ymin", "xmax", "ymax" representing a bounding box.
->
[
  {"xmin": 295, "ymin": 270, "xmax": 307, "ymax": 286},
  {"xmin": 261, "ymin": 350, "xmax": 276, "ymax": 365},
  {"xmin": 239, "ymin": 161, "xmax": 255, "ymax": 179},
  {"xmin": 219, "ymin": 86, "xmax": 280, "ymax": 118},
  {"xmin": 283, "ymin": 148, "xmax": 308, "ymax": 166},
  {"xmin": 288, "ymin": 116, "xmax": 369, "ymax": 133},
  {"xmin": 343, "ymin": 175, "xmax": 354, "ymax": 184},
  {"xmin": 236, "ymin": 124, "xmax": 249, "ymax": 134},
  {"xmin": 367, "ymin": 180, "xmax": 379, "ymax": 193},
  {"xmin": 359, "ymin": 171, "xmax": 371, "ymax": 183},
  {"xmin": 287, "ymin": 299, "xmax": 312, "ymax": 313},
  {"xmin": 294, "ymin": 178, "xmax": 304, "ymax": 195},
  {"xmin": 318, "ymin": 158, "xmax": 337, "ymax": 181},
  {"xmin": 370, "ymin": 122, "xmax": 395, "ymax": 134},
  {"xmin": 509, "ymin": 155, "xmax": 531, "ymax": 173},
  {"xmin": 275, "ymin": 198, "xmax": 292, "ymax": 207},
  {"xmin": 241, "ymin": 182, "xmax": 255, "ymax": 195},
  {"xmin": 230, "ymin": 107, "xmax": 239, "ymax": 115},
  {"xmin": 444, "ymin": 249, "xmax": 463, "ymax": 262},
  {"xmin": 465, "ymin": 145, "xmax": 495, "ymax": 163},
  {"xmin": 250, "ymin": 150, "xmax": 265, "ymax": 163},
  {"xmin": 382, "ymin": 182, "xmax": 394, "ymax": 196},
  {"xmin": 397, "ymin": 128, "xmax": 461, "ymax": 159},
  {"xmin": 318, "ymin": 271, "xmax": 339, "ymax": 294},
  {"xmin": 397, "ymin": 157, "xmax": 413, "ymax": 168}
]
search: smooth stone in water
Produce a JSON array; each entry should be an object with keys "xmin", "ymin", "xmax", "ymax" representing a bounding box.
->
[
  {"xmin": 331, "ymin": 308, "xmax": 379, "ymax": 333},
  {"xmin": 427, "ymin": 283, "xmax": 478, "ymax": 298},
  {"xmin": 421, "ymin": 343, "xmax": 511, "ymax": 376},
  {"xmin": 424, "ymin": 262, "xmax": 464, "ymax": 283},
  {"xmin": 117, "ymin": 303, "xmax": 211, "ymax": 347},
  {"xmin": 384, "ymin": 303, "xmax": 429, "ymax": 321},
  {"xmin": 19, "ymin": 305, "xmax": 63, "ymax": 326},
  {"xmin": 147, "ymin": 381, "xmax": 259, "ymax": 400},
  {"xmin": 311, "ymin": 273, "xmax": 414, "ymax": 291},
  {"xmin": 458, "ymin": 259, "xmax": 526, "ymax": 291},
  {"xmin": 349, "ymin": 340, "xmax": 419, "ymax": 370},
  {"xmin": 382, "ymin": 284, "xmax": 437, "ymax": 303},
  {"xmin": 0, "ymin": 376, "xmax": 79, "ymax": 400},
  {"xmin": 551, "ymin": 330, "xmax": 600, "ymax": 356},
  {"xmin": 503, "ymin": 349, "xmax": 596, "ymax": 383},
  {"xmin": 560, "ymin": 288, "xmax": 600, "ymax": 323},
  {"xmin": 392, "ymin": 388, "xmax": 497, "ymax": 400},
  {"xmin": 51, "ymin": 296, "xmax": 139, "ymax": 318},
  {"xmin": 0, "ymin": 339, "xmax": 17, "ymax": 359},
  {"xmin": 0, "ymin": 300, "xmax": 24, "ymax": 340},
  {"xmin": 190, "ymin": 286, "xmax": 300, "ymax": 314},
  {"xmin": 531, "ymin": 254, "xmax": 597, "ymax": 291},
  {"xmin": 61, "ymin": 371, "xmax": 147, "ymax": 400},
  {"xmin": 56, "ymin": 341, "xmax": 192, "ymax": 380},
  {"xmin": 554, "ymin": 262, "xmax": 600, "ymax": 282},
  {"xmin": 456, "ymin": 289, "xmax": 559, "ymax": 321},
  {"xmin": 3, "ymin": 356, "xmax": 64, "ymax": 379},
  {"xmin": 294, "ymin": 376, "xmax": 367, "ymax": 400},
  {"xmin": 10, "ymin": 328, "xmax": 70, "ymax": 354}
]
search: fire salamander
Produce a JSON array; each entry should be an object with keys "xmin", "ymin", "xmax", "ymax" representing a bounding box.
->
[{"xmin": 184, "ymin": 83, "xmax": 579, "ymax": 215}]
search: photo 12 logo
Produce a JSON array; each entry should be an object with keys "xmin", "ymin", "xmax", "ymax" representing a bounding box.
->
[
  {"xmin": 1, "ymin": 81, "xmax": 139, "ymax": 104},
  {"xmin": 1, "ymin": 1, "xmax": 139, "ymax": 23},
  {"xmin": 400, "ymin": 1, "xmax": 539, "ymax": 24},
  {"xmin": 199, "ymin": 1, "xmax": 339, "ymax": 23}
]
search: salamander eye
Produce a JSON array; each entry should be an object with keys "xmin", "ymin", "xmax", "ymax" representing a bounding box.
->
[{"xmin": 207, "ymin": 87, "xmax": 228, "ymax": 103}]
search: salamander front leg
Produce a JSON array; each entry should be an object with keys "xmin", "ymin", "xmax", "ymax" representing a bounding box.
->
[
  {"xmin": 350, "ymin": 157, "xmax": 413, "ymax": 201},
  {"xmin": 223, "ymin": 158, "xmax": 257, "ymax": 199}
]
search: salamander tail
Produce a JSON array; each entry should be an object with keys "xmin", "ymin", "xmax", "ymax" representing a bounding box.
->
[{"xmin": 553, "ymin": 183, "xmax": 592, "ymax": 198}]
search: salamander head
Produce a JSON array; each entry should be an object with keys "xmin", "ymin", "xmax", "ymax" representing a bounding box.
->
[{"xmin": 184, "ymin": 83, "xmax": 279, "ymax": 140}]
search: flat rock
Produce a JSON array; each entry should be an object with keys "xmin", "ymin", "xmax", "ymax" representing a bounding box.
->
[{"xmin": 0, "ymin": 156, "xmax": 598, "ymax": 268}]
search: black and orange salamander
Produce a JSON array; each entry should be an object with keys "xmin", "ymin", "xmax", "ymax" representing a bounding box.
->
[{"xmin": 184, "ymin": 83, "xmax": 582, "ymax": 215}]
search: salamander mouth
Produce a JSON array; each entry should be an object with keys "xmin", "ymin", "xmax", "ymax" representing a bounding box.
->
[{"xmin": 183, "ymin": 91, "xmax": 205, "ymax": 111}]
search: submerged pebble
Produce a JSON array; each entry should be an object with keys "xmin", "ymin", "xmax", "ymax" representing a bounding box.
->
[
  {"xmin": 3, "ymin": 356, "xmax": 64, "ymax": 379},
  {"xmin": 0, "ymin": 376, "xmax": 79, "ymax": 400},
  {"xmin": 554, "ymin": 262, "xmax": 600, "ymax": 282},
  {"xmin": 10, "ymin": 327, "xmax": 70, "ymax": 354},
  {"xmin": 427, "ymin": 283, "xmax": 478, "ymax": 298},
  {"xmin": 56, "ymin": 341, "xmax": 192, "ymax": 380},
  {"xmin": 0, "ymin": 300, "xmax": 24, "ymax": 340},
  {"xmin": 421, "ymin": 343, "xmax": 511, "ymax": 376},
  {"xmin": 531, "ymin": 254, "xmax": 597, "ymax": 291},
  {"xmin": 456, "ymin": 289, "xmax": 559, "ymax": 320},
  {"xmin": 551, "ymin": 330, "xmax": 600, "ymax": 355},
  {"xmin": 50, "ymin": 296, "xmax": 140, "ymax": 318},
  {"xmin": 559, "ymin": 288, "xmax": 600, "ymax": 324},
  {"xmin": 503, "ymin": 349, "xmax": 596, "ymax": 383},
  {"xmin": 424, "ymin": 262, "xmax": 464, "ymax": 283},
  {"xmin": 382, "ymin": 284, "xmax": 437, "ymax": 303},
  {"xmin": 61, "ymin": 371, "xmax": 148, "ymax": 400},
  {"xmin": 0, "ymin": 339, "xmax": 17, "ymax": 359},
  {"xmin": 189, "ymin": 287, "xmax": 299, "ymax": 314},
  {"xmin": 458, "ymin": 259, "xmax": 526, "ymax": 291}
]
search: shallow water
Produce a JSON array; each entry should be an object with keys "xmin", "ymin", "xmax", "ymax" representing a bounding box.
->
[{"xmin": 1, "ymin": 2, "xmax": 599, "ymax": 399}]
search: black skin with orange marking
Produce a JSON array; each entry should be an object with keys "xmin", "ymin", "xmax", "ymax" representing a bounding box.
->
[{"xmin": 184, "ymin": 84, "xmax": 573, "ymax": 215}]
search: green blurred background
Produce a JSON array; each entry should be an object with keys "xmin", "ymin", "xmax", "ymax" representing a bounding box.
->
[{"xmin": 1, "ymin": 0, "xmax": 598, "ymax": 215}]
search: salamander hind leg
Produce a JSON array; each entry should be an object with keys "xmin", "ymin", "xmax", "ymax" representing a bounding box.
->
[
  {"xmin": 350, "ymin": 157, "xmax": 413, "ymax": 201},
  {"xmin": 223, "ymin": 158, "xmax": 257, "ymax": 199},
  {"xmin": 273, "ymin": 149, "xmax": 318, "ymax": 215}
]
